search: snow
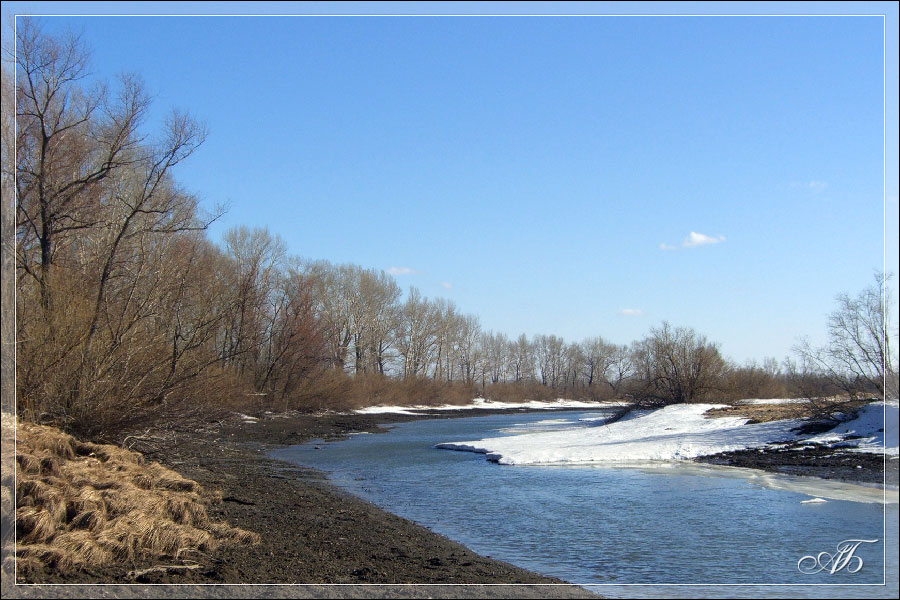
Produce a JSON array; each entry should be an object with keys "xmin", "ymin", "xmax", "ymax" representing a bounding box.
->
[
  {"xmin": 353, "ymin": 406, "xmax": 426, "ymax": 415},
  {"xmin": 436, "ymin": 401, "xmax": 900, "ymax": 465},
  {"xmin": 353, "ymin": 397, "xmax": 624, "ymax": 415},
  {"xmin": 578, "ymin": 415, "xmax": 612, "ymax": 422},
  {"xmin": 436, "ymin": 404, "xmax": 807, "ymax": 465},
  {"xmin": 740, "ymin": 398, "xmax": 810, "ymax": 405},
  {"xmin": 805, "ymin": 401, "xmax": 899, "ymax": 456},
  {"xmin": 498, "ymin": 417, "xmax": 594, "ymax": 435}
]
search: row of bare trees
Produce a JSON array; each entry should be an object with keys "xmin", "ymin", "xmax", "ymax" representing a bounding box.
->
[
  {"xmin": 7, "ymin": 20, "xmax": 895, "ymax": 437},
  {"xmin": 295, "ymin": 264, "xmax": 744, "ymax": 403},
  {"xmin": 9, "ymin": 21, "xmax": 329, "ymax": 435},
  {"xmin": 298, "ymin": 261, "xmax": 639, "ymax": 394},
  {"xmin": 13, "ymin": 19, "xmax": 206, "ymax": 431}
]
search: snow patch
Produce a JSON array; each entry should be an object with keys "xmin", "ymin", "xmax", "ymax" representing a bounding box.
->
[
  {"xmin": 353, "ymin": 406, "xmax": 424, "ymax": 416},
  {"xmin": 353, "ymin": 398, "xmax": 622, "ymax": 415},
  {"xmin": 498, "ymin": 417, "xmax": 592, "ymax": 435},
  {"xmin": 740, "ymin": 398, "xmax": 810, "ymax": 405},
  {"xmin": 437, "ymin": 400, "xmax": 899, "ymax": 465},
  {"xmin": 436, "ymin": 404, "xmax": 806, "ymax": 465},
  {"xmin": 805, "ymin": 401, "xmax": 898, "ymax": 455}
]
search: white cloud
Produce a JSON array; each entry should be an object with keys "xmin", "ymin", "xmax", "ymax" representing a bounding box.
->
[
  {"xmin": 791, "ymin": 180, "xmax": 828, "ymax": 193},
  {"xmin": 618, "ymin": 308, "xmax": 644, "ymax": 317},
  {"xmin": 659, "ymin": 243, "xmax": 677, "ymax": 251},
  {"xmin": 439, "ymin": 281, "xmax": 453, "ymax": 289},
  {"xmin": 387, "ymin": 266, "xmax": 420, "ymax": 276},
  {"xmin": 682, "ymin": 231, "xmax": 725, "ymax": 248}
]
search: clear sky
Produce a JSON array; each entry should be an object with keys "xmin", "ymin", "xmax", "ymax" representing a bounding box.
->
[{"xmin": 4, "ymin": 1, "xmax": 898, "ymax": 365}]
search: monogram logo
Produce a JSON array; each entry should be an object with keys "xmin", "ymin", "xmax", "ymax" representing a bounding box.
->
[{"xmin": 798, "ymin": 539, "xmax": 879, "ymax": 574}]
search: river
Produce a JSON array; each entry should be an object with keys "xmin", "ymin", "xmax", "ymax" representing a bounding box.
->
[{"xmin": 270, "ymin": 410, "xmax": 898, "ymax": 598}]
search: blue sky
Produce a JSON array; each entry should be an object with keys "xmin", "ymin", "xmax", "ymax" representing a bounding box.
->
[{"xmin": 4, "ymin": 2, "xmax": 898, "ymax": 364}]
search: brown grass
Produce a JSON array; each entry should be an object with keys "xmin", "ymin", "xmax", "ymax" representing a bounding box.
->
[
  {"xmin": 288, "ymin": 371, "xmax": 481, "ymax": 411},
  {"xmin": 13, "ymin": 420, "xmax": 260, "ymax": 576},
  {"xmin": 705, "ymin": 398, "xmax": 871, "ymax": 423}
]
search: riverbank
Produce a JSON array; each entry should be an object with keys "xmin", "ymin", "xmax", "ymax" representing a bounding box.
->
[
  {"xmin": 697, "ymin": 400, "xmax": 899, "ymax": 487},
  {"xmin": 696, "ymin": 442, "xmax": 898, "ymax": 486},
  {"xmin": 10, "ymin": 401, "xmax": 896, "ymax": 594},
  {"xmin": 9, "ymin": 408, "xmax": 598, "ymax": 597}
]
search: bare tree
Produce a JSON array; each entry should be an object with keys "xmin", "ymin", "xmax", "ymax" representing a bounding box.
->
[
  {"xmin": 581, "ymin": 336, "xmax": 614, "ymax": 387},
  {"xmin": 581, "ymin": 337, "xmax": 633, "ymax": 399},
  {"xmin": 456, "ymin": 314, "xmax": 482, "ymax": 384},
  {"xmin": 15, "ymin": 19, "xmax": 148, "ymax": 314},
  {"xmin": 395, "ymin": 287, "xmax": 441, "ymax": 379},
  {"xmin": 13, "ymin": 19, "xmax": 214, "ymax": 434},
  {"xmin": 531, "ymin": 334, "xmax": 568, "ymax": 389},
  {"xmin": 219, "ymin": 226, "xmax": 284, "ymax": 376},
  {"xmin": 432, "ymin": 299, "xmax": 459, "ymax": 382},
  {"xmin": 256, "ymin": 269, "xmax": 327, "ymax": 399},
  {"xmin": 304, "ymin": 260, "xmax": 353, "ymax": 370},
  {"xmin": 304, "ymin": 261, "xmax": 399, "ymax": 374},
  {"xmin": 356, "ymin": 268, "xmax": 401, "ymax": 375},
  {"xmin": 796, "ymin": 272, "xmax": 898, "ymax": 400},
  {"xmin": 509, "ymin": 333, "xmax": 534, "ymax": 382},
  {"xmin": 3, "ymin": 65, "xmax": 16, "ymax": 422},
  {"xmin": 632, "ymin": 322, "xmax": 728, "ymax": 406},
  {"xmin": 605, "ymin": 343, "xmax": 635, "ymax": 396},
  {"xmin": 480, "ymin": 331, "xmax": 509, "ymax": 384},
  {"xmin": 563, "ymin": 342, "xmax": 583, "ymax": 391}
]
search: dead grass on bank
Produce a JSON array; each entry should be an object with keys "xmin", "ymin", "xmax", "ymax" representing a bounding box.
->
[
  {"xmin": 12, "ymin": 420, "xmax": 260, "ymax": 577},
  {"xmin": 705, "ymin": 398, "xmax": 872, "ymax": 423}
]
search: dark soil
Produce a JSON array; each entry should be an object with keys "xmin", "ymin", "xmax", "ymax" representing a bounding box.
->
[{"xmin": 696, "ymin": 442, "xmax": 899, "ymax": 486}]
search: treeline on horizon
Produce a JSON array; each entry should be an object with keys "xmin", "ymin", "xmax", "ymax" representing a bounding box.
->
[{"xmin": 7, "ymin": 20, "xmax": 892, "ymax": 439}]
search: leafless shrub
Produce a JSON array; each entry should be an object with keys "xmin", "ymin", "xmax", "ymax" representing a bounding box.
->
[{"xmin": 630, "ymin": 322, "xmax": 728, "ymax": 407}]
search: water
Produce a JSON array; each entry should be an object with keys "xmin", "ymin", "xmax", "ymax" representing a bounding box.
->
[{"xmin": 271, "ymin": 410, "xmax": 899, "ymax": 598}]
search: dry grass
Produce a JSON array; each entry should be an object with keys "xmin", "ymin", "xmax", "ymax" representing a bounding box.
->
[
  {"xmin": 291, "ymin": 371, "xmax": 480, "ymax": 411},
  {"xmin": 13, "ymin": 420, "xmax": 260, "ymax": 576},
  {"xmin": 705, "ymin": 398, "xmax": 871, "ymax": 423}
]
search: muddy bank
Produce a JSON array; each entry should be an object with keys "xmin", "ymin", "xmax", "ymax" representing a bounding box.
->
[
  {"xmin": 698, "ymin": 403, "xmax": 898, "ymax": 487},
  {"xmin": 696, "ymin": 442, "xmax": 898, "ymax": 487},
  {"xmin": 10, "ymin": 409, "xmax": 598, "ymax": 597}
]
